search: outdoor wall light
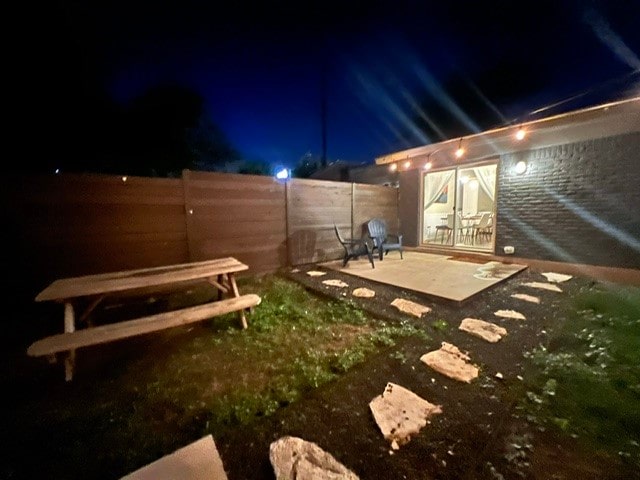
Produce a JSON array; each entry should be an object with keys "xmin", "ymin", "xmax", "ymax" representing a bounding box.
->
[
  {"xmin": 514, "ymin": 160, "xmax": 527, "ymax": 174},
  {"xmin": 515, "ymin": 126, "xmax": 526, "ymax": 141}
]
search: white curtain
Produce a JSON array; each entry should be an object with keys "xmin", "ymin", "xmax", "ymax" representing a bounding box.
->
[
  {"xmin": 473, "ymin": 166, "xmax": 496, "ymax": 201},
  {"xmin": 424, "ymin": 170, "xmax": 454, "ymax": 210}
]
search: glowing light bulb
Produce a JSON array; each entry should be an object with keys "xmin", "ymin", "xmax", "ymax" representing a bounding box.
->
[
  {"xmin": 514, "ymin": 161, "xmax": 527, "ymax": 174},
  {"xmin": 455, "ymin": 147, "xmax": 465, "ymax": 158},
  {"xmin": 423, "ymin": 162, "xmax": 432, "ymax": 170},
  {"xmin": 515, "ymin": 128, "xmax": 526, "ymax": 141},
  {"xmin": 389, "ymin": 163, "xmax": 398, "ymax": 171},
  {"xmin": 404, "ymin": 160, "xmax": 411, "ymax": 169}
]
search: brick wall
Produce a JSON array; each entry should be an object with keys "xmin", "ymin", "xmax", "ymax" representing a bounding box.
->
[{"xmin": 496, "ymin": 132, "xmax": 640, "ymax": 268}]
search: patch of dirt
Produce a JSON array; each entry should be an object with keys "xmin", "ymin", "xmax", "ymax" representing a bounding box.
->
[
  {"xmin": 3, "ymin": 263, "xmax": 637, "ymax": 480},
  {"xmin": 211, "ymin": 264, "xmax": 636, "ymax": 480}
]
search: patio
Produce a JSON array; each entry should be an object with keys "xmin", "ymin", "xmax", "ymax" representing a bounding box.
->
[{"xmin": 320, "ymin": 251, "xmax": 527, "ymax": 304}]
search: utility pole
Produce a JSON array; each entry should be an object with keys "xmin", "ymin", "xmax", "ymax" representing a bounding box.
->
[{"xmin": 321, "ymin": 59, "xmax": 327, "ymax": 167}]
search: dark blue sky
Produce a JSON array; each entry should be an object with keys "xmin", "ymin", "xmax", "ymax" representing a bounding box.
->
[{"xmin": 24, "ymin": 0, "xmax": 640, "ymax": 171}]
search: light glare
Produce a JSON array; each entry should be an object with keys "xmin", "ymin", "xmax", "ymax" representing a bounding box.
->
[{"xmin": 275, "ymin": 168, "xmax": 290, "ymax": 180}]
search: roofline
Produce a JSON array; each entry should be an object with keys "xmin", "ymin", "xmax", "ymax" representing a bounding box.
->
[{"xmin": 375, "ymin": 96, "xmax": 640, "ymax": 165}]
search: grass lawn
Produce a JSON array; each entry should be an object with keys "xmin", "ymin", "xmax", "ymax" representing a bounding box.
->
[
  {"xmin": 3, "ymin": 269, "xmax": 639, "ymax": 479},
  {"xmin": 518, "ymin": 282, "xmax": 640, "ymax": 468},
  {"xmin": 3, "ymin": 274, "xmax": 427, "ymax": 479}
]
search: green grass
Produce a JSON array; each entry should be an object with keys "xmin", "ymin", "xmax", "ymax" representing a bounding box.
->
[
  {"xmin": 518, "ymin": 284, "xmax": 640, "ymax": 466},
  {"xmin": 6, "ymin": 274, "xmax": 430, "ymax": 478}
]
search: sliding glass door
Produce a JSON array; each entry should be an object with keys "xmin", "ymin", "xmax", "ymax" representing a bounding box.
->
[{"xmin": 422, "ymin": 162, "xmax": 497, "ymax": 251}]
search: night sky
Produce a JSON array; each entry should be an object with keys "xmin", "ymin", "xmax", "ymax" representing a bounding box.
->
[{"xmin": 18, "ymin": 0, "xmax": 640, "ymax": 173}]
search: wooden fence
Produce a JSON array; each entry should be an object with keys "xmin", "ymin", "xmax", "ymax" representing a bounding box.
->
[{"xmin": 4, "ymin": 170, "xmax": 398, "ymax": 298}]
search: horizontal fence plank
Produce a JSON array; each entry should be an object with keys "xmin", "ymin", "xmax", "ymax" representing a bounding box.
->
[{"xmin": 6, "ymin": 172, "xmax": 398, "ymax": 287}]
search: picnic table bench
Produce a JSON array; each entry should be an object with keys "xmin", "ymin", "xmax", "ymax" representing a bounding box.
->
[{"xmin": 27, "ymin": 257, "xmax": 261, "ymax": 381}]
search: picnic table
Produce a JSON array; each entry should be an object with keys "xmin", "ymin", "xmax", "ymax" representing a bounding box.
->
[{"xmin": 27, "ymin": 257, "xmax": 261, "ymax": 381}]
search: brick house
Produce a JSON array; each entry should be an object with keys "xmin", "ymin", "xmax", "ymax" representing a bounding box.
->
[{"xmin": 375, "ymin": 97, "xmax": 640, "ymax": 277}]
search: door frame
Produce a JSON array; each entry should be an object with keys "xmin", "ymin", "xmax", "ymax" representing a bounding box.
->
[{"xmin": 420, "ymin": 158, "xmax": 498, "ymax": 252}]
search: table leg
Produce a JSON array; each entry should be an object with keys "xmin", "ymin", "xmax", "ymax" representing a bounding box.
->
[
  {"xmin": 63, "ymin": 302, "xmax": 76, "ymax": 382},
  {"xmin": 228, "ymin": 273, "xmax": 248, "ymax": 329}
]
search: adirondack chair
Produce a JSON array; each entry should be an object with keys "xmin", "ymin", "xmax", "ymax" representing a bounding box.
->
[
  {"xmin": 366, "ymin": 218, "xmax": 403, "ymax": 260},
  {"xmin": 334, "ymin": 225, "xmax": 375, "ymax": 268}
]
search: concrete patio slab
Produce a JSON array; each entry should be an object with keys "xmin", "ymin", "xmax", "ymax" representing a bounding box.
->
[{"xmin": 320, "ymin": 251, "xmax": 527, "ymax": 304}]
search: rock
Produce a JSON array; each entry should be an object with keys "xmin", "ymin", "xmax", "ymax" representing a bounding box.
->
[
  {"xmin": 541, "ymin": 272, "xmax": 573, "ymax": 283},
  {"xmin": 522, "ymin": 282, "xmax": 563, "ymax": 292},
  {"xmin": 121, "ymin": 435, "xmax": 228, "ymax": 480},
  {"xmin": 306, "ymin": 271, "xmax": 327, "ymax": 277},
  {"xmin": 511, "ymin": 293, "xmax": 540, "ymax": 304},
  {"xmin": 269, "ymin": 436, "xmax": 359, "ymax": 480},
  {"xmin": 352, "ymin": 287, "xmax": 376, "ymax": 298},
  {"xmin": 494, "ymin": 309, "xmax": 526, "ymax": 320},
  {"xmin": 458, "ymin": 318, "xmax": 507, "ymax": 343},
  {"xmin": 369, "ymin": 382, "xmax": 442, "ymax": 449},
  {"xmin": 390, "ymin": 298, "xmax": 432, "ymax": 318},
  {"xmin": 322, "ymin": 279, "xmax": 349, "ymax": 288},
  {"xmin": 420, "ymin": 342, "xmax": 479, "ymax": 383}
]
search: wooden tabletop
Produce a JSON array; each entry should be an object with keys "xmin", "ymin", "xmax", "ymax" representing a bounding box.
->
[{"xmin": 36, "ymin": 257, "xmax": 248, "ymax": 302}]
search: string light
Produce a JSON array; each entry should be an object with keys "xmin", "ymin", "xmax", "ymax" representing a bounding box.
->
[
  {"xmin": 515, "ymin": 126, "xmax": 526, "ymax": 141},
  {"xmin": 389, "ymin": 163, "xmax": 397, "ymax": 172},
  {"xmin": 404, "ymin": 160, "xmax": 411, "ymax": 169},
  {"xmin": 455, "ymin": 138, "xmax": 465, "ymax": 158},
  {"xmin": 423, "ymin": 162, "xmax": 432, "ymax": 170}
]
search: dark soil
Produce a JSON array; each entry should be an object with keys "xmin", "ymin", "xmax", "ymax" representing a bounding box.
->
[
  {"xmin": 214, "ymin": 264, "xmax": 635, "ymax": 480},
  {"xmin": 2, "ymin": 262, "xmax": 637, "ymax": 480}
]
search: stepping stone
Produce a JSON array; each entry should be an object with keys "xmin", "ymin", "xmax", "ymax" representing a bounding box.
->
[
  {"xmin": 269, "ymin": 436, "xmax": 359, "ymax": 480},
  {"xmin": 369, "ymin": 382, "xmax": 442, "ymax": 450},
  {"xmin": 352, "ymin": 287, "xmax": 375, "ymax": 298},
  {"xmin": 121, "ymin": 435, "xmax": 227, "ymax": 480},
  {"xmin": 390, "ymin": 298, "xmax": 432, "ymax": 318},
  {"xmin": 322, "ymin": 279, "xmax": 349, "ymax": 288},
  {"xmin": 511, "ymin": 293, "xmax": 540, "ymax": 304},
  {"xmin": 420, "ymin": 342, "xmax": 479, "ymax": 383},
  {"xmin": 522, "ymin": 282, "xmax": 563, "ymax": 292},
  {"xmin": 459, "ymin": 318, "xmax": 507, "ymax": 343},
  {"xmin": 541, "ymin": 272, "xmax": 573, "ymax": 283},
  {"xmin": 494, "ymin": 309, "xmax": 526, "ymax": 320},
  {"xmin": 306, "ymin": 270, "xmax": 327, "ymax": 277}
]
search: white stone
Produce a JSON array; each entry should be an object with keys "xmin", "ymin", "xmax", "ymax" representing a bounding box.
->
[
  {"xmin": 369, "ymin": 382, "xmax": 442, "ymax": 449},
  {"xmin": 322, "ymin": 279, "xmax": 349, "ymax": 288},
  {"xmin": 390, "ymin": 298, "xmax": 432, "ymax": 318},
  {"xmin": 420, "ymin": 342, "xmax": 479, "ymax": 383},
  {"xmin": 541, "ymin": 272, "xmax": 573, "ymax": 283},
  {"xmin": 121, "ymin": 435, "xmax": 227, "ymax": 480},
  {"xmin": 522, "ymin": 282, "xmax": 563, "ymax": 292},
  {"xmin": 494, "ymin": 309, "xmax": 526, "ymax": 320},
  {"xmin": 352, "ymin": 287, "xmax": 376, "ymax": 298},
  {"xmin": 511, "ymin": 293, "xmax": 540, "ymax": 304},
  {"xmin": 459, "ymin": 318, "xmax": 507, "ymax": 343},
  {"xmin": 306, "ymin": 270, "xmax": 327, "ymax": 277},
  {"xmin": 269, "ymin": 436, "xmax": 359, "ymax": 480}
]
